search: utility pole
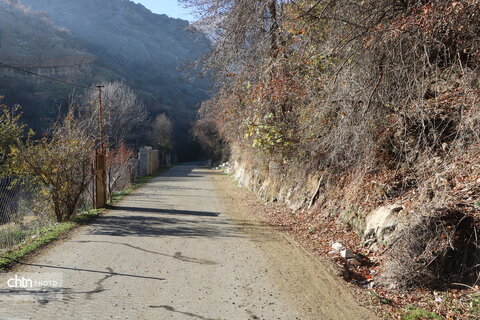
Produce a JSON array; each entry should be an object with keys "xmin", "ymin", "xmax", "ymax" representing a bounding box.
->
[
  {"xmin": 97, "ymin": 85, "xmax": 105, "ymax": 153},
  {"xmin": 95, "ymin": 85, "xmax": 107, "ymax": 208}
]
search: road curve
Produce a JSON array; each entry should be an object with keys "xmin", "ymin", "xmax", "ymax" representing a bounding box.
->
[{"xmin": 0, "ymin": 164, "xmax": 377, "ymax": 319}]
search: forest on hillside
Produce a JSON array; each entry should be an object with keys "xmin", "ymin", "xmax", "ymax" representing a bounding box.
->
[
  {"xmin": 186, "ymin": 0, "xmax": 480, "ymax": 318},
  {"xmin": 0, "ymin": 0, "xmax": 211, "ymax": 159}
]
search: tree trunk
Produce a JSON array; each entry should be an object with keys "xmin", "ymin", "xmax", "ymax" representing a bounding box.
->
[{"xmin": 269, "ymin": 0, "xmax": 278, "ymax": 58}]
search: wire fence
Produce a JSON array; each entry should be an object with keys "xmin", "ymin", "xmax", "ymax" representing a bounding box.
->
[
  {"xmin": 0, "ymin": 168, "xmax": 136, "ymax": 252},
  {"xmin": 0, "ymin": 146, "xmax": 168, "ymax": 252},
  {"xmin": 0, "ymin": 177, "xmax": 54, "ymax": 251},
  {"xmin": 0, "ymin": 161, "xmax": 139, "ymax": 251}
]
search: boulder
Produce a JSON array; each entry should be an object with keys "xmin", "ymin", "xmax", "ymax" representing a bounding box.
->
[
  {"xmin": 363, "ymin": 204, "xmax": 404, "ymax": 246},
  {"xmin": 340, "ymin": 249, "xmax": 356, "ymax": 259},
  {"xmin": 349, "ymin": 258, "xmax": 363, "ymax": 267},
  {"xmin": 331, "ymin": 242, "xmax": 344, "ymax": 251}
]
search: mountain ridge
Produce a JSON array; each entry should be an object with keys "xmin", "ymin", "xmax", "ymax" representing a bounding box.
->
[{"xmin": 0, "ymin": 0, "xmax": 211, "ymax": 158}]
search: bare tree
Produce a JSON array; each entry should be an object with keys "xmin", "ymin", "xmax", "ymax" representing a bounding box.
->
[
  {"xmin": 181, "ymin": 0, "xmax": 286, "ymax": 83},
  {"xmin": 77, "ymin": 81, "xmax": 148, "ymax": 148},
  {"xmin": 106, "ymin": 142, "xmax": 136, "ymax": 202},
  {"xmin": 151, "ymin": 114, "xmax": 173, "ymax": 151}
]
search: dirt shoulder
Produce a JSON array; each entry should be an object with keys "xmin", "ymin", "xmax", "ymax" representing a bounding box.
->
[{"xmin": 211, "ymin": 170, "xmax": 380, "ymax": 320}]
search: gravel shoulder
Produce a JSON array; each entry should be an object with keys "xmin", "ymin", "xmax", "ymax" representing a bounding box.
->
[{"xmin": 0, "ymin": 164, "xmax": 378, "ymax": 319}]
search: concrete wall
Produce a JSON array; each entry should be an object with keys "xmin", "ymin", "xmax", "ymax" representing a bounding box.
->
[
  {"xmin": 137, "ymin": 146, "xmax": 160, "ymax": 177},
  {"xmin": 137, "ymin": 147, "xmax": 178, "ymax": 177}
]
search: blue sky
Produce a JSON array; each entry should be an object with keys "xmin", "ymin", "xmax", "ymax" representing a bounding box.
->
[{"xmin": 135, "ymin": 0, "xmax": 196, "ymax": 21}]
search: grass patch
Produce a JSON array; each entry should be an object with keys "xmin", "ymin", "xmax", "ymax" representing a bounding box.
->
[
  {"xmin": 470, "ymin": 293, "xmax": 480, "ymax": 316},
  {"xmin": 0, "ymin": 212, "xmax": 94, "ymax": 270},
  {"xmin": 0, "ymin": 167, "xmax": 170, "ymax": 270},
  {"xmin": 400, "ymin": 305, "xmax": 442, "ymax": 320},
  {"xmin": 0, "ymin": 226, "xmax": 38, "ymax": 248},
  {"xmin": 110, "ymin": 190, "xmax": 128, "ymax": 204}
]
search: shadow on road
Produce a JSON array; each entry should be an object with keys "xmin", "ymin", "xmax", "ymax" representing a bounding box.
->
[
  {"xmin": 0, "ymin": 265, "xmax": 164, "ymax": 303},
  {"xmin": 86, "ymin": 213, "xmax": 241, "ymax": 239},
  {"xmin": 71, "ymin": 240, "xmax": 218, "ymax": 265},
  {"xmin": 152, "ymin": 163, "xmax": 227, "ymax": 180},
  {"xmin": 0, "ymin": 260, "xmax": 166, "ymax": 281},
  {"xmin": 107, "ymin": 206, "xmax": 220, "ymax": 217}
]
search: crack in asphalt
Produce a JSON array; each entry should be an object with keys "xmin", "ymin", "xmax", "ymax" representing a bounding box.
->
[
  {"xmin": 148, "ymin": 305, "xmax": 217, "ymax": 320},
  {"xmin": 71, "ymin": 240, "xmax": 217, "ymax": 265}
]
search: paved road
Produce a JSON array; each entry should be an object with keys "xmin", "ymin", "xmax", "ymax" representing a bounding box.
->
[{"xmin": 0, "ymin": 165, "xmax": 376, "ymax": 319}]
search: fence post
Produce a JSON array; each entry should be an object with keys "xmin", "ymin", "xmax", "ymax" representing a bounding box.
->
[{"xmin": 95, "ymin": 152, "xmax": 107, "ymax": 208}]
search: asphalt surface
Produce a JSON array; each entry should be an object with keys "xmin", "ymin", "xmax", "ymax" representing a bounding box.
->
[{"xmin": 0, "ymin": 164, "xmax": 377, "ymax": 320}]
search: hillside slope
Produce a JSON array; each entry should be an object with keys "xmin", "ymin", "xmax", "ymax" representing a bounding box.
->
[
  {"xmin": 190, "ymin": 2, "xmax": 480, "ymax": 316},
  {"xmin": 0, "ymin": 0, "xmax": 211, "ymax": 156},
  {"xmin": 22, "ymin": 0, "xmax": 210, "ymax": 109},
  {"xmin": 0, "ymin": 1, "xmax": 98, "ymax": 127}
]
